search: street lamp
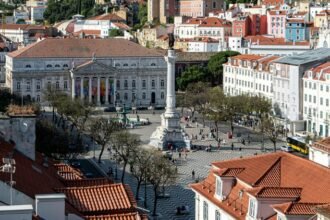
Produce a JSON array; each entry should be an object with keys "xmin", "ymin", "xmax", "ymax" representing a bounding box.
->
[{"xmin": 1, "ymin": 158, "xmax": 16, "ymax": 205}]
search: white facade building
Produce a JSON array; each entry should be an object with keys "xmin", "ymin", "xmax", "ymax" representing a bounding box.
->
[
  {"xmin": 187, "ymin": 38, "xmax": 222, "ymax": 52},
  {"xmin": 174, "ymin": 17, "xmax": 232, "ymax": 42},
  {"xmin": 309, "ymin": 137, "xmax": 330, "ymax": 168},
  {"xmin": 303, "ymin": 62, "xmax": 330, "ymax": 137},
  {"xmin": 31, "ymin": 6, "xmax": 46, "ymax": 23},
  {"xmin": 223, "ymin": 54, "xmax": 279, "ymax": 101},
  {"xmin": 5, "ymin": 38, "xmax": 167, "ymax": 108}
]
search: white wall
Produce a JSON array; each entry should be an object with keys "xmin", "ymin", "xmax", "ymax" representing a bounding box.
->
[
  {"xmin": 35, "ymin": 194, "xmax": 66, "ymax": 220},
  {"xmin": 0, "ymin": 181, "xmax": 34, "ymax": 206},
  {"xmin": 309, "ymin": 147, "xmax": 330, "ymax": 168},
  {"xmin": 0, "ymin": 205, "xmax": 33, "ymax": 220}
]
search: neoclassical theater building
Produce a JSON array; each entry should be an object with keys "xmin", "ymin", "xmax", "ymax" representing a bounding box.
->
[{"xmin": 5, "ymin": 38, "xmax": 167, "ymax": 108}]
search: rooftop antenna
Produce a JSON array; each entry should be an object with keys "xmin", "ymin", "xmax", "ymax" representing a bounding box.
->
[{"xmin": 1, "ymin": 158, "xmax": 16, "ymax": 205}]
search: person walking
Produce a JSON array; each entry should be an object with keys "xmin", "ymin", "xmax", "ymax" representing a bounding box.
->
[
  {"xmin": 192, "ymin": 170, "xmax": 195, "ymax": 179},
  {"xmin": 231, "ymin": 143, "xmax": 234, "ymax": 151}
]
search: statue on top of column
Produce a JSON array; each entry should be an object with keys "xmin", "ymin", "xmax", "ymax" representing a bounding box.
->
[{"xmin": 168, "ymin": 33, "xmax": 175, "ymax": 50}]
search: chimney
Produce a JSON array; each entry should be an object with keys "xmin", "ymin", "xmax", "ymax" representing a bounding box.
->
[
  {"xmin": 0, "ymin": 205, "xmax": 33, "ymax": 219},
  {"xmin": 35, "ymin": 194, "xmax": 66, "ymax": 220}
]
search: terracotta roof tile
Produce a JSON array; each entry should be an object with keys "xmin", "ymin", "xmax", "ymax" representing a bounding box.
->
[
  {"xmin": 273, "ymin": 202, "xmax": 325, "ymax": 215},
  {"xmin": 8, "ymin": 38, "xmax": 163, "ymax": 58},
  {"xmin": 0, "ymin": 24, "xmax": 45, "ymax": 30},
  {"xmin": 192, "ymin": 152, "xmax": 330, "ymax": 218},
  {"xmin": 54, "ymin": 163, "xmax": 84, "ymax": 180},
  {"xmin": 56, "ymin": 184, "xmax": 136, "ymax": 215},
  {"xmin": 311, "ymin": 137, "xmax": 330, "ymax": 153},
  {"xmin": 64, "ymin": 178, "xmax": 113, "ymax": 187},
  {"xmin": 85, "ymin": 212, "xmax": 147, "ymax": 220},
  {"xmin": 247, "ymin": 187, "xmax": 302, "ymax": 198},
  {"xmin": 245, "ymin": 35, "xmax": 310, "ymax": 46},
  {"xmin": 72, "ymin": 30, "xmax": 101, "ymax": 37},
  {"xmin": 88, "ymin": 13, "xmax": 125, "ymax": 22}
]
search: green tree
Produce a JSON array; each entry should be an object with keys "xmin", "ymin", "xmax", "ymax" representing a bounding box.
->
[
  {"xmin": 260, "ymin": 115, "xmax": 281, "ymax": 152},
  {"xmin": 112, "ymin": 131, "xmax": 141, "ymax": 183},
  {"xmin": 89, "ymin": 118, "xmax": 122, "ymax": 163},
  {"xmin": 207, "ymin": 51, "xmax": 240, "ymax": 85},
  {"xmin": 137, "ymin": 3, "xmax": 147, "ymax": 25},
  {"xmin": 109, "ymin": 29, "xmax": 124, "ymax": 37},
  {"xmin": 176, "ymin": 65, "xmax": 209, "ymax": 91}
]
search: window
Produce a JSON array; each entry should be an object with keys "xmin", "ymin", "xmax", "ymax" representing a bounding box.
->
[
  {"xmin": 124, "ymin": 80, "xmax": 128, "ymax": 89},
  {"xmin": 142, "ymin": 92, "xmax": 146, "ymax": 99},
  {"xmin": 161, "ymin": 92, "xmax": 164, "ymax": 99},
  {"xmin": 36, "ymin": 95, "xmax": 40, "ymax": 102},
  {"xmin": 132, "ymin": 80, "xmax": 136, "ymax": 88},
  {"xmin": 151, "ymin": 80, "xmax": 155, "ymax": 88},
  {"xmin": 124, "ymin": 93, "xmax": 128, "ymax": 100},
  {"xmin": 17, "ymin": 81, "xmax": 21, "ymax": 91},
  {"xmin": 55, "ymin": 64, "xmax": 60, "ymax": 68},
  {"xmin": 116, "ymin": 93, "xmax": 120, "ymax": 100},
  {"xmin": 216, "ymin": 178, "xmax": 222, "ymax": 196},
  {"xmin": 131, "ymin": 63, "xmax": 136, "ymax": 67},
  {"xmin": 123, "ymin": 63, "xmax": 128, "ymax": 67},
  {"xmin": 46, "ymin": 64, "xmax": 52, "ymax": 68},
  {"xmin": 304, "ymin": 94, "xmax": 307, "ymax": 102},
  {"xmin": 203, "ymin": 201, "xmax": 208, "ymax": 220},
  {"xmin": 63, "ymin": 64, "xmax": 69, "ymax": 68},
  {"xmin": 320, "ymin": 97, "xmax": 323, "ymax": 105},
  {"xmin": 25, "ymin": 64, "xmax": 31, "ymax": 68},
  {"xmin": 116, "ymin": 80, "xmax": 120, "ymax": 89},
  {"xmin": 215, "ymin": 210, "xmax": 221, "ymax": 220},
  {"xmin": 36, "ymin": 81, "xmax": 41, "ymax": 91},
  {"xmin": 26, "ymin": 81, "xmax": 31, "ymax": 91},
  {"xmin": 64, "ymin": 81, "xmax": 68, "ymax": 90},
  {"xmin": 151, "ymin": 63, "xmax": 156, "ymax": 66},
  {"xmin": 132, "ymin": 93, "xmax": 135, "ymax": 101},
  {"xmin": 249, "ymin": 199, "xmax": 256, "ymax": 217},
  {"xmin": 55, "ymin": 81, "xmax": 60, "ymax": 90},
  {"xmin": 142, "ymin": 80, "xmax": 146, "ymax": 89}
]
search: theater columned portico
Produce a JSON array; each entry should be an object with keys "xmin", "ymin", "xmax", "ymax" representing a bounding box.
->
[{"xmin": 70, "ymin": 60, "xmax": 117, "ymax": 106}]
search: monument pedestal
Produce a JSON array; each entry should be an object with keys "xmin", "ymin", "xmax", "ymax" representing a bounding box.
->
[{"xmin": 149, "ymin": 49, "xmax": 191, "ymax": 151}]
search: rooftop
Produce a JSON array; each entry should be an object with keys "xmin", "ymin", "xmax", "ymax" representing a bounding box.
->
[
  {"xmin": 276, "ymin": 48, "xmax": 330, "ymax": 65},
  {"xmin": 191, "ymin": 152, "xmax": 330, "ymax": 219},
  {"xmin": 311, "ymin": 137, "xmax": 330, "ymax": 153},
  {"xmin": 87, "ymin": 13, "xmax": 125, "ymax": 22},
  {"xmin": 8, "ymin": 38, "xmax": 163, "ymax": 58}
]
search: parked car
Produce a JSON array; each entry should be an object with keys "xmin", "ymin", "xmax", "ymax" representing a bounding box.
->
[{"xmin": 281, "ymin": 145, "xmax": 293, "ymax": 152}]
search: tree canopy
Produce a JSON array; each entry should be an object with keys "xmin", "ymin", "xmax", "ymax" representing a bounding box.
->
[
  {"xmin": 176, "ymin": 65, "xmax": 209, "ymax": 91},
  {"xmin": 207, "ymin": 51, "xmax": 240, "ymax": 85}
]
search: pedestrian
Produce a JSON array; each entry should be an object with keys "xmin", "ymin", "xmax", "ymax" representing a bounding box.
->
[
  {"xmin": 179, "ymin": 152, "xmax": 181, "ymax": 158},
  {"xmin": 231, "ymin": 143, "xmax": 234, "ymax": 151},
  {"xmin": 218, "ymin": 142, "xmax": 221, "ymax": 150},
  {"xmin": 192, "ymin": 170, "xmax": 195, "ymax": 179}
]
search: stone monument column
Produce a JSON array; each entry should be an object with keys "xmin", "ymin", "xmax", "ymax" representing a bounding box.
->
[{"xmin": 149, "ymin": 47, "xmax": 191, "ymax": 150}]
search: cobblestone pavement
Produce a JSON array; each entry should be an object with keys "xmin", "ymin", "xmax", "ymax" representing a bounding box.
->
[{"xmin": 86, "ymin": 111, "xmax": 285, "ymax": 220}]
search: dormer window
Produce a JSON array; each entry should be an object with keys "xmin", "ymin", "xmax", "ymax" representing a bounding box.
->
[
  {"xmin": 248, "ymin": 199, "xmax": 257, "ymax": 218},
  {"xmin": 216, "ymin": 178, "xmax": 222, "ymax": 197},
  {"xmin": 55, "ymin": 64, "xmax": 60, "ymax": 68},
  {"xmin": 26, "ymin": 64, "xmax": 31, "ymax": 68},
  {"xmin": 151, "ymin": 63, "xmax": 156, "ymax": 66},
  {"xmin": 63, "ymin": 64, "xmax": 69, "ymax": 68},
  {"xmin": 123, "ymin": 63, "xmax": 128, "ymax": 67},
  {"xmin": 46, "ymin": 64, "xmax": 52, "ymax": 68}
]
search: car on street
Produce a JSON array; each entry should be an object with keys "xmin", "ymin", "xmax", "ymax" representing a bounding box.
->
[{"xmin": 281, "ymin": 145, "xmax": 293, "ymax": 152}]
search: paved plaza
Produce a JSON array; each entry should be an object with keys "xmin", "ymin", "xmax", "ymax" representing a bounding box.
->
[{"xmin": 85, "ymin": 110, "xmax": 285, "ymax": 220}]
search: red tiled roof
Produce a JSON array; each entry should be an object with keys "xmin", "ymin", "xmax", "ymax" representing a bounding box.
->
[
  {"xmin": 303, "ymin": 62, "xmax": 330, "ymax": 81},
  {"xmin": 56, "ymin": 184, "xmax": 137, "ymax": 215},
  {"xmin": 0, "ymin": 24, "xmax": 45, "ymax": 30},
  {"xmin": 64, "ymin": 178, "xmax": 113, "ymax": 187},
  {"xmin": 112, "ymin": 22, "xmax": 130, "ymax": 30},
  {"xmin": 184, "ymin": 17, "xmax": 231, "ymax": 28},
  {"xmin": 85, "ymin": 212, "xmax": 147, "ymax": 220},
  {"xmin": 88, "ymin": 13, "xmax": 125, "ymax": 22},
  {"xmin": 191, "ymin": 152, "xmax": 330, "ymax": 218},
  {"xmin": 311, "ymin": 137, "xmax": 330, "ymax": 153},
  {"xmin": 8, "ymin": 38, "xmax": 163, "ymax": 58},
  {"xmin": 73, "ymin": 30, "xmax": 101, "ymax": 37},
  {"xmin": 273, "ymin": 202, "xmax": 324, "ymax": 215},
  {"xmin": 268, "ymin": 10, "xmax": 287, "ymax": 16},
  {"xmin": 55, "ymin": 163, "xmax": 84, "ymax": 180},
  {"xmin": 245, "ymin": 35, "xmax": 310, "ymax": 46},
  {"xmin": 247, "ymin": 187, "xmax": 302, "ymax": 198}
]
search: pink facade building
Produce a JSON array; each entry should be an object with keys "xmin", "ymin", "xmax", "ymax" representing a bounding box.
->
[{"xmin": 267, "ymin": 10, "xmax": 287, "ymax": 38}]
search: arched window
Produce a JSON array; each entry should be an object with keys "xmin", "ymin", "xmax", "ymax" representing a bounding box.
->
[
  {"xmin": 55, "ymin": 64, "xmax": 60, "ymax": 68},
  {"xmin": 215, "ymin": 210, "xmax": 221, "ymax": 220},
  {"xmin": 63, "ymin": 64, "xmax": 69, "ymax": 68},
  {"xmin": 46, "ymin": 64, "xmax": 52, "ymax": 68},
  {"xmin": 161, "ymin": 92, "xmax": 164, "ymax": 99},
  {"xmin": 25, "ymin": 64, "xmax": 31, "ymax": 68},
  {"xmin": 132, "ymin": 80, "xmax": 136, "ymax": 88},
  {"xmin": 36, "ymin": 80, "xmax": 41, "ymax": 91},
  {"xmin": 123, "ymin": 63, "xmax": 128, "ymax": 67},
  {"xmin": 142, "ymin": 93, "xmax": 146, "ymax": 99}
]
